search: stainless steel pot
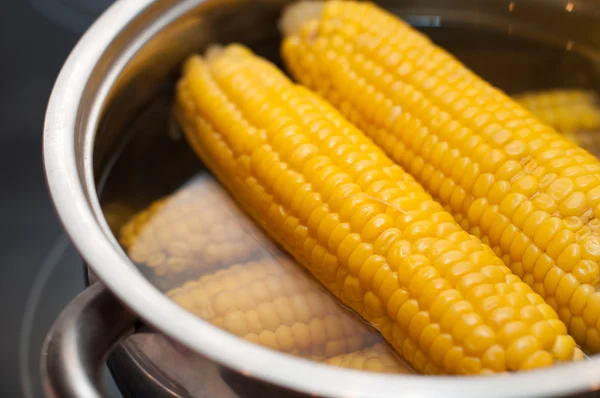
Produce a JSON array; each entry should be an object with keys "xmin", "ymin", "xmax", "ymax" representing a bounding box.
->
[{"xmin": 42, "ymin": 0, "xmax": 600, "ymax": 397}]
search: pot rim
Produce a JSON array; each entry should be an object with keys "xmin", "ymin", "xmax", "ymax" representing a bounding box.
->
[{"xmin": 43, "ymin": 0, "xmax": 600, "ymax": 396}]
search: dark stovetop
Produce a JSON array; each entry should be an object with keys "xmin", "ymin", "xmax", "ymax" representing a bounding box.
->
[{"xmin": 0, "ymin": 1, "xmax": 119, "ymax": 397}]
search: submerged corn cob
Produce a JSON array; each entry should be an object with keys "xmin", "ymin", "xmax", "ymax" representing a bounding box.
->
[
  {"xmin": 103, "ymin": 202, "xmax": 135, "ymax": 235},
  {"xmin": 515, "ymin": 90, "xmax": 600, "ymax": 133},
  {"xmin": 174, "ymin": 44, "xmax": 581, "ymax": 374},
  {"xmin": 167, "ymin": 258, "xmax": 377, "ymax": 359},
  {"xmin": 280, "ymin": 0, "xmax": 600, "ymax": 352},
  {"xmin": 325, "ymin": 343, "xmax": 413, "ymax": 373},
  {"xmin": 120, "ymin": 175, "xmax": 267, "ymax": 276}
]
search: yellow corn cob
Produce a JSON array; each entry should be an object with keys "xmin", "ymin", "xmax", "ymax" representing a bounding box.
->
[
  {"xmin": 325, "ymin": 343, "xmax": 413, "ymax": 373},
  {"xmin": 103, "ymin": 202, "xmax": 135, "ymax": 235},
  {"xmin": 514, "ymin": 89, "xmax": 600, "ymax": 133},
  {"xmin": 167, "ymin": 258, "xmax": 377, "ymax": 359},
  {"xmin": 174, "ymin": 44, "xmax": 581, "ymax": 374},
  {"xmin": 280, "ymin": 0, "xmax": 600, "ymax": 352},
  {"xmin": 120, "ymin": 175, "xmax": 267, "ymax": 277}
]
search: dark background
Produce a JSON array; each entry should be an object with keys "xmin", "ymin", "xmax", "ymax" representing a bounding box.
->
[{"xmin": 1, "ymin": 1, "xmax": 115, "ymax": 397}]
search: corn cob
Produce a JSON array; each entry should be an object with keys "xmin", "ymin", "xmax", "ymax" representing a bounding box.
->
[
  {"xmin": 280, "ymin": 0, "xmax": 600, "ymax": 353},
  {"xmin": 120, "ymin": 175, "xmax": 267, "ymax": 276},
  {"xmin": 325, "ymin": 343, "xmax": 413, "ymax": 373},
  {"xmin": 174, "ymin": 44, "xmax": 581, "ymax": 374},
  {"xmin": 514, "ymin": 90, "xmax": 600, "ymax": 133},
  {"xmin": 167, "ymin": 258, "xmax": 377, "ymax": 359},
  {"xmin": 103, "ymin": 202, "xmax": 135, "ymax": 235}
]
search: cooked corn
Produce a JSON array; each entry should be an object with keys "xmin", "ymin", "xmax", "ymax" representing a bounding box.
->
[
  {"xmin": 174, "ymin": 44, "xmax": 580, "ymax": 374},
  {"xmin": 120, "ymin": 175, "xmax": 267, "ymax": 276},
  {"xmin": 515, "ymin": 90, "xmax": 600, "ymax": 133},
  {"xmin": 168, "ymin": 258, "xmax": 376, "ymax": 359},
  {"xmin": 280, "ymin": 0, "xmax": 600, "ymax": 352},
  {"xmin": 325, "ymin": 343, "xmax": 413, "ymax": 373}
]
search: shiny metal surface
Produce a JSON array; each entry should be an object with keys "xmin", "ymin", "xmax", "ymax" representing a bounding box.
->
[
  {"xmin": 43, "ymin": 0, "xmax": 600, "ymax": 397},
  {"xmin": 40, "ymin": 283, "xmax": 135, "ymax": 398},
  {"xmin": 108, "ymin": 329, "xmax": 314, "ymax": 398}
]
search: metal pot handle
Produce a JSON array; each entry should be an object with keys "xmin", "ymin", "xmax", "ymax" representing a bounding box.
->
[{"xmin": 41, "ymin": 282, "xmax": 136, "ymax": 398}]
